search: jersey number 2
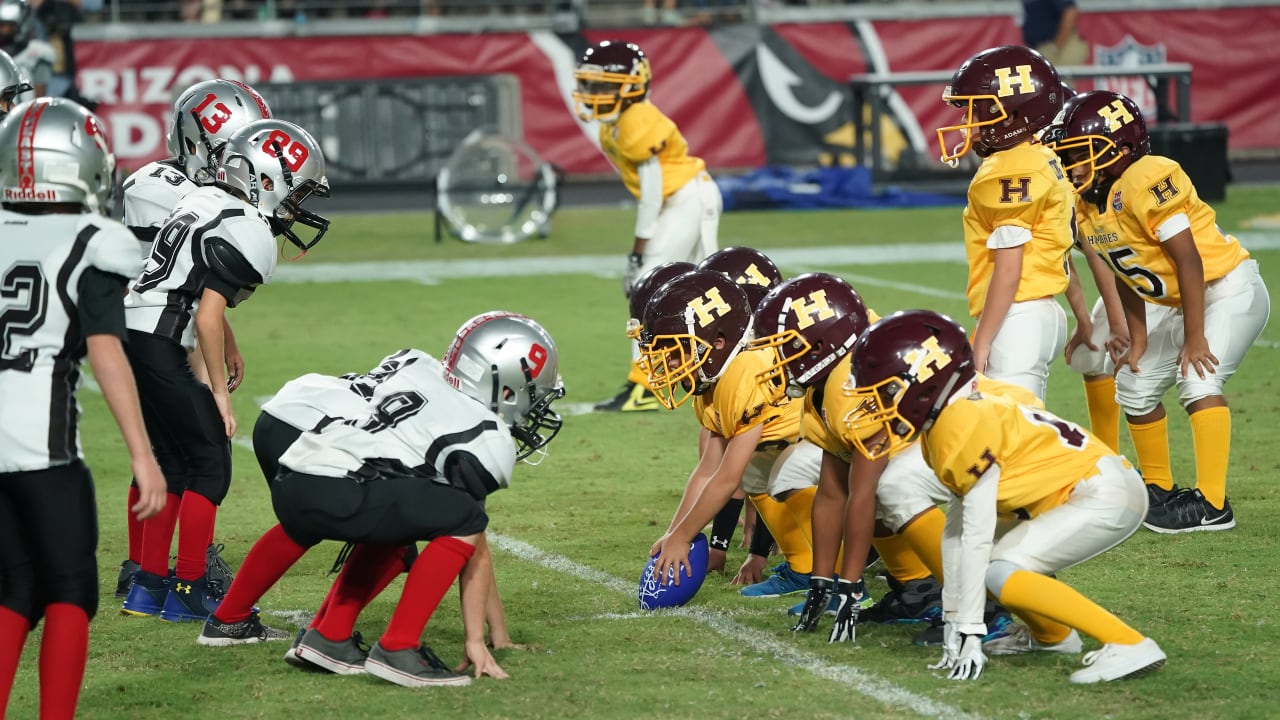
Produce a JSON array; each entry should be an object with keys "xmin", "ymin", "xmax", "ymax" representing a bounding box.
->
[{"xmin": 0, "ymin": 263, "xmax": 48, "ymax": 372}]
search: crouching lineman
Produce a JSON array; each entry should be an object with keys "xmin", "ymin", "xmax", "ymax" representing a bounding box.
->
[
  {"xmin": 0, "ymin": 98, "xmax": 168, "ymax": 720},
  {"xmin": 198, "ymin": 312, "xmax": 566, "ymax": 688},
  {"xmin": 642, "ymin": 268, "xmax": 823, "ymax": 598},
  {"xmin": 843, "ymin": 310, "xmax": 1166, "ymax": 684}
]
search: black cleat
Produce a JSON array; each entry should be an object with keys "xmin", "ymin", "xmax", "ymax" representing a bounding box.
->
[
  {"xmin": 1144, "ymin": 488, "xmax": 1234, "ymax": 533},
  {"xmin": 593, "ymin": 382, "xmax": 663, "ymax": 412}
]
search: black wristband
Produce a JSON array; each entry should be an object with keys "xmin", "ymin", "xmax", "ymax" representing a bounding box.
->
[
  {"xmin": 708, "ymin": 498, "xmax": 744, "ymax": 551},
  {"xmin": 749, "ymin": 513, "xmax": 775, "ymax": 558}
]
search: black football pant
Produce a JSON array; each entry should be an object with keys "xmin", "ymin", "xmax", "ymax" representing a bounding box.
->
[
  {"xmin": 271, "ymin": 471, "xmax": 488, "ymax": 548},
  {"xmin": 125, "ymin": 330, "xmax": 231, "ymax": 504},
  {"xmin": 0, "ymin": 462, "xmax": 99, "ymax": 624}
]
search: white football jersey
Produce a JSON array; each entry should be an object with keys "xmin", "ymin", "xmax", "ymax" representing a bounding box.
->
[
  {"xmin": 260, "ymin": 350, "xmax": 424, "ymax": 432},
  {"xmin": 0, "ymin": 210, "xmax": 143, "ymax": 472},
  {"xmin": 8, "ymin": 40, "xmax": 54, "ymax": 103},
  {"xmin": 122, "ymin": 159, "xmax": 198, "ymax": 244},
  {"xmin": 279, "ymin": 350, "xmax": 517, "ymax": 490},
  {"xmin": 124, "ymin": 185, "xmax": 277, "ymax": 349}
]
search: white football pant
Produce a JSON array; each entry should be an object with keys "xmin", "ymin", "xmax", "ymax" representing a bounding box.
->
[
  {"xmin": 985, "ymin": 297, "xmax": 1067, "ymax": 403},
  {"xmin": 875, "ymin": 441, "xmax": 950, "ymax": 533},
  {"xmin": 1115, "ymin": 260, "xmax": 1270, "ymax": 415},
  {"xmin": 740, "ymin": 439, "xmax": 821, "ymax": 498}
]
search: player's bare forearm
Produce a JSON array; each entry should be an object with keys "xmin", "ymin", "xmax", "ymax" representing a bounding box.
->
[
  {"xmin": 671, "ymin": 429, "xmax": 759, "ymax": 541},
  {"xmin": 459, "ymin": 534, "xmax": 494, "ymax": 646},
  {"xmin": 973, "ymin": 246, "xmax": 1024, "ymax": 351},
  {"xmin": 1166, "ymin": 230, "xmax": 1208, "ymax": 339},
  {"xmin": 1115, "ymin": 276, "xmax": 1148, "ymax": 340},
  {"xmin": 1084, "ymin": 246, "xmax": 1128, "ymax": 330},
  {"xmin": 195, "ymin": 293, "xmax": 228, "ymax": 397},
  {"xmin": 1064, "ymin": 256, "xmax": 1090, "ymax": 325},
  {"xmin": 839, "ymin": 453, "xmax": 886, "ymax": 581},
  {"xmin": 810, "ymin": 452, "xmax": 850, "ymax": 578}
]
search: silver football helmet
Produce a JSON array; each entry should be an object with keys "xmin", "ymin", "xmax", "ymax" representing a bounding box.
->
[
  {"xmin": 442, "ymin": 311, "xmax": 567, "ymax": 464},
  {"xmin": 0, "ymin": 49, "xmax": 31, "ymax": 118},
  {"xmin": 0, "ymin": 0, "xmax": 33, "ymax": 54},
  {"xmin": 167, "ymin": 78, "xmax": 271, "ymax": 184},
  {"xmin": 0, "ymin": 98, "xmax": 115, "ymax": 213},
  {"xmin": 215, "ymin": 118, "xmax": 330, "ymax": 253}
]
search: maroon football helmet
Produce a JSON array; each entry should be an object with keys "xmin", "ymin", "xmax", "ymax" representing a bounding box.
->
[
  {"xmin": 695, "ymin": 246, "xmax": 783, "ymax": 313},
  {"xmin": 573, "ymin": 40, "xmax": 651, "ymax": 123},
  {"xmin": 938, "ymin": 45, "xmax": 1068, "ymax": 163},
  {"xmin": 748, "ymin": 273, "xmax": 870, "ymax": 403},
  {"xmin": 627, "ymin": 261, "xmax": 697, "ymax": 336},
  {"xmin": 842, "ymin": 310, "xmax": 974, "ymax": 460},
  {"xmin": 639, "ymin": 269, "xmax": 751, "ymax": 409},
  {"xmin": 1042, "ymin": 90, "xmax": 1150, "ymax": 203}
]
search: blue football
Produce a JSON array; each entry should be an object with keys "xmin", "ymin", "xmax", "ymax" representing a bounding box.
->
[{"xmin": 638, "ymin": 533, "xmax": 709, "ymax": 611}]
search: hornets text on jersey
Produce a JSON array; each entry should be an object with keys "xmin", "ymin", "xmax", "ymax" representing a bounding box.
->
[
  {"xmin": 122, "ymin": 159, "xmax": 198, "ymax": 247},
  {"xmin": 1076, "ymin": 154, "xmax": 1250, "ymax": 307},
  {"xmin": 124, "ymin": 185, "xmax": 276, "ymax": 350},
  {"xmin": 279, "ymin": 351, "xmax": 517, "ymax": 494},
  {"xmin": 963, "ymin": 143, "xmax": 1076, "ymax": 318},
  {"xmin": 599, "ymin": 101, "xmax": 705, "ymax": 200},
  {"xmin": 0, "ymin": 211, "xmax": 143, "ymax": 472}
]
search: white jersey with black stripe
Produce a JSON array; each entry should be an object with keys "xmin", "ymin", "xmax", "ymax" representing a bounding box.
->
[
  {"xmin": 0, "ymin": 210, "xmax": 143, "ymax": 472},
  {"xmin": 122, "ymin": 159, "xmax": 198, "ymax": 248},
  {"xmin": 124, "ymin": 185, "xmax": 276, "ymax": 350},
  {"xmin": 279, "ymin": 350, "xmax": 516, "ymax": 490}
]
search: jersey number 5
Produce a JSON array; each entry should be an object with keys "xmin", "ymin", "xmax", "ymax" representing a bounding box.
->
[
  {"xmin": 1104, "ymin": 247, "xmax": 1165, "ymax": 299},
  {"xmin": 0, "ymin": 263, "xmax": 48, "ymax": 372}
]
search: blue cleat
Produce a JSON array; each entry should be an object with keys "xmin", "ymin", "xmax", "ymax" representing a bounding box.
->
[
  {"xmin": 741, "ymin": 562, "xmax": 810, "ymax": 598},
  {"xmin": 121, "ymin": 570, "xmax": 169, "ymax": 617},
  {"xmin": 159, "ymin": 575, "xmax": 221, "ymax": 623}
]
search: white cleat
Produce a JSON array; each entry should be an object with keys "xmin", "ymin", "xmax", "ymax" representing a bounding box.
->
[
  {"xmin": 984, "ymin": 624, "xmax": 1084, "ymax": 656},
  {"xmin": 1069, "ymin": 638, "xmax": 1167, "ymax": 684}
]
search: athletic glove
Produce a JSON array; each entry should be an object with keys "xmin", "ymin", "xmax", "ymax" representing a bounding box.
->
[
  {"xmin": 928, "ymin": 623, "xmax": 987, "ymax": 680},
  {"xmin": 827, "ymin": 577, "xmax": 868, "ymax": 643},
  {"xmin": 622, "ymin": 252, "xmax": 644, "ymax": 298},
  {"xmin": 791, "ymin": 576, "xmax": 835, "ymax": 633}
]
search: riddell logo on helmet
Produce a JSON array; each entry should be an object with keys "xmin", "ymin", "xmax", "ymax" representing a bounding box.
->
[{"xmin": 4, "ymin": 187, "xmax": 59, "ymax": 201}]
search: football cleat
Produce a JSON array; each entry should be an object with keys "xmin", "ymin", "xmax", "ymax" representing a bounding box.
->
[
  {"xmin": 121, "ymin": 570, "xmax": 169, "ymax": 617},
  {"xmin": 364, "ymin": 643, "xmax": 471, "ymax": 688},
  {"xmin": 159, "ymin": 575, "xmax": 221, "ymax": 623},
  {"xmin": 115, "ymin": 559, "xmax": 140, "ymax": 598},
  {"xmin": 197, "ymin": 612, "xmax": 290, "ymax": 646},
  {"xmin": 1069, "ymin": 638, "xmax": 1166, "ymax": 684},
  {"xmin": 740, "ymin": 561, "xmax": 810, "ymax": 598},
  {"xmin": 593, "ymin": 382, "xmax": 663, "ymax": 413},
  {"xmin": 283, "ymin": 628, "xmax": 327, "ymax": 672},
  {"xmin": 205, "ymin": 543, "xmax": 236, "ymax": 600},
  {"xmin": 914, "ymin": 602, "xmax": 1014, "ymax": 647},
  {"xmin": 983, "ymin": 623, "xmax": 1083, "ymax": 656},
  {"xmin": 295, "ymin": 629, "xmax": 372, "ymax": 675},
  {"xmin": 1143, "ymin": 489, "xmax": 1235, "ymax": 534},
  {"xmin": 859, "ymin": 576, "xmax": 942, "ymax": 625}
]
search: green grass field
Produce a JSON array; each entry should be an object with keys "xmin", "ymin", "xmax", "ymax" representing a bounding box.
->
[{"xmin": 10, "ymin": 185, "xmax": 1280, "ymax": 719}]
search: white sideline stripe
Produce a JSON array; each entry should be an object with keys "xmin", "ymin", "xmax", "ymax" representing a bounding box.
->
[
  {"xmin": 267, "ymin": 231, "xmax": 1280, "ymax": 285},
  {"xmin": 488, "ymin": 534, "xmax": 984, "ymax": 720}
]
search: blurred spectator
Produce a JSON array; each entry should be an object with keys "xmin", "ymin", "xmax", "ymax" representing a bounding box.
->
[
  {"xmin": 1021, "ymin": 0, "xmax": 1088, "ymax": 66},
  {"xmin": 36, "ymin": 0, "xmax": 79, "ymax": 96},
  {"xmin": 643, "ymin": 0, "xmax": 679, "ymax": 26},
  {"xmin": 0, "ymin": 0, "xmax": 54, "ymax": 98}
]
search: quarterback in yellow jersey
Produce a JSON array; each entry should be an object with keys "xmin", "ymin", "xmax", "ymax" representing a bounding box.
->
[
  {"xmin": 937, "ymin": 46, "xmax": 1075, "ymax": 401},
  {"xmin": 639, "ymin": 269, "xmax": 824, "ymax": 598},
  {"xmin": 843, "ymin": 310, "xmax": 1166, "ymax": 684},
  {"xmin": 1047, "ymin": 91, "xmax": 1270, "ymax": 533},
  {"xmin": 574, "ymin": 40, "xmax": 724, "ymax": 413}
]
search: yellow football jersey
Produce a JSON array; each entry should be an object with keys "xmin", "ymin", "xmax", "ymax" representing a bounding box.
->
[
  {"xmin": 1077, "ymin": 155, "xmax": 1250, "ymax": 307},
  {"xmin": 921, "ymin": 392, "xmax": 1111, "ymax": 518},
  {"xmin": 598, "ymin": 101, "xmax": 706, "ymax": 200},
  {"xmin": 962, "ymin": 143, "xmax": 1076, "ymax": 318},
  {"xmin": 693, "ymin": 348, "xmax": 801, "ymax": 443}
]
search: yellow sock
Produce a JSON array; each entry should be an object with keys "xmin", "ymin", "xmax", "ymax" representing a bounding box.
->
[
  {"xmin": 1084, "ymin": 377, "xmax": 1121, "ymax": 453},
  {"xmin": 1127, "ymin": 415, "xmax": 1174, "ymax": 490},
  {"xmin": 871, "ymin": 532, "xmax": 930, "ymax": 583},
  {"xmin": 998, "ymin": 569, "xmax": 1143, "ymax": 645},
  {"xmin": 780, "ymin": 486, "xmax": 818, "ymax": 575},
  {"xmin": 1190, "ymin": 406, "xmax": 1231, "ymax": 509},
  {"xmin": 899, "ymin": 506, "xmax": 945, "ymax": 582},
  {"xmin": 749, "ymin": 493, "xmax": 813, "ymax": 575}
]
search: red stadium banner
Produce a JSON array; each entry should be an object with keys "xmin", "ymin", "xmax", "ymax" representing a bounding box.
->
[{"xmin": 74, "ymin": 7, "xmax": 1280, "ymax": 174}]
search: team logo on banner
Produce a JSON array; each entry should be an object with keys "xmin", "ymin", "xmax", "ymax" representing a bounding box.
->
[{"xmin": 1093, "ymin": 35, "xmax": 1165, "ymax": 121}]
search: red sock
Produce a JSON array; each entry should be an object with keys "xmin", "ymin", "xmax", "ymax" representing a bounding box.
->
[
  {"xmin": 379, "ymin": 537, "xmax": 474, "ymax": 652},
  {"xmin": 316, "ymin": 544, "xmax": 406, "ymax": 641},
  {"xmin": 0, "ymin": 607, "xmax": 31, "ymax": 717},
  {"xmin": 175, "ymin": 492, "xmax": 217, "ymax": 580},
  {"xmin": 39, "ymin": 603, "xmax": 88, "ymax": 720},
  {"xmin": 140, "ymin": 492, "xmax": 182, "ymax": 576},
  {"xmin": 126, "ymin": 485, "xmax": 143, "ymax": 562},
  {"xmin": 213, "ymin": 524, "xmax": 309, "ymax": 624}
]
